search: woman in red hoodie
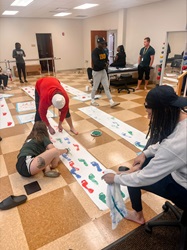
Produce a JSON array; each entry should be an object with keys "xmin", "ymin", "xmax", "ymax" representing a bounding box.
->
[{"xmin": 34, "ymin": 77, "xmax": 78, "ymax": 135}]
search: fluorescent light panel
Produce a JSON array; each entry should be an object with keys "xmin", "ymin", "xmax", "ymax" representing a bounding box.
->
[
  {"xmin": 2, "ymin": 10, "xmax": 19, "ymax": 15},
  {"xmin": 54, "ymin": 12, "xmax": 72, "ymax": 17},
  {"xmin": 11, "ymin": 0, "xmax": 34, "ymax": 7},
  {"xmin": 74, "ymin": 3, "xmax": 98, "ymax": 9}
]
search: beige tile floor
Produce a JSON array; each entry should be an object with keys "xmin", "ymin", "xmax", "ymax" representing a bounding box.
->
[{"xmin": 0, "ymin": 71, "xmax": 166, "ymax": 250}]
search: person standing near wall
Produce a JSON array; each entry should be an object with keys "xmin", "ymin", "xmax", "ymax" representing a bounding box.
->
[
  {"xmin": 12, "ymin": 42, "xmax": 27, "ymax": 83},
  {"xmin": 91, "ymin": 37, "xmax": 120, "ymax": 108},
  {"xmin": 135, "ymin": 37, "xmax": 155, "ymax": 90}
]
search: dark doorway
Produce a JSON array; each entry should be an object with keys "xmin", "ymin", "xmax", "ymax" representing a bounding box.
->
[{"xmin": 36, "ymin": 33, "xmax": 54, "ymax": 73}]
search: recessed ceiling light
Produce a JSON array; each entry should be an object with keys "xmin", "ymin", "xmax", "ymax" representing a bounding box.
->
[
  {"xmin": 11, "ymin": 0, "xmax": 34, "ymax": 7},
  {"xmin": 74, "ymin": 3, "xmax": 99, "ymax": 10},
  {"xmin": 54, "ymin": 12, "xmax": 72, "ymax": 17},
  {"xmin": 2, "ymin": 10, "xmax": 19, "ymax": 15}
]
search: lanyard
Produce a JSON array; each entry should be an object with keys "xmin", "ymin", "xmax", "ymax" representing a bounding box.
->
[{"xmin": 143, "ymin": 46, "xmax": 149, "ymax": 55}]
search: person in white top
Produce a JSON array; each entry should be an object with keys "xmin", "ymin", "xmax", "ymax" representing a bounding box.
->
[{"xmin": 102, "ymin": 85, "xmax": 187, "ymax": 224}]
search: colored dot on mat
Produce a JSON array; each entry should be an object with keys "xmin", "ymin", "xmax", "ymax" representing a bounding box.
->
[
  {"xmin": 157, "ymin": 76, "xmax": 160, "ymax": 80},
  {"xmin": 158, "ymin": 68, "xmax": 162, "ymax": 72},
  {"xmin": 160, "ymin": 56, "xmax": 163, "ymax": 58},
  {"xmin": 161, "ymin": 51, "xmax": 164, "ymax": 54}
]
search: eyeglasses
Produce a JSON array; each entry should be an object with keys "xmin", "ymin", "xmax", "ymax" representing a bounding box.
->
[
  {"xmin": 144, "ymin": 103, "xmax": 152, "ymax": 109},
  {"xmin": 181, "ymin": 106, "xmax": 187, "ymax": 113}
]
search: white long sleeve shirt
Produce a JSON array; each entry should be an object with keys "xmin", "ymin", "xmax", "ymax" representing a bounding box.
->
[{"xmin": 114, "ymin": 118, "xmax": 187, "ymax": 190}]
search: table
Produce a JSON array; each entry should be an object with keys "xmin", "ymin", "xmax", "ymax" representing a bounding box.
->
[{"xmin": 108, "ymin": 64, "xmax": 138, "ymax": 93}]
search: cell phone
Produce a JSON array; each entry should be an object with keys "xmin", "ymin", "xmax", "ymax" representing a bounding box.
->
[{"xmin": 24, "ymin": 181, "xmax": 41, "ymax": 195}]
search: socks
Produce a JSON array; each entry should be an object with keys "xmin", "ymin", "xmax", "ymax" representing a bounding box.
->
[{"xmin": 109, "ymin": 99, "xmax": 114, "ymax": 105}]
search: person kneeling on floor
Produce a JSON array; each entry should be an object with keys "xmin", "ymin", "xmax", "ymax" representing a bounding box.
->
[{"xmin": 16, "ymin": 121, "xmax": 69, "ymax": 178}]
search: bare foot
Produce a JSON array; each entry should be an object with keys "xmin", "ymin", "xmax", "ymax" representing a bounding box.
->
[
  {"xmin": 135, "ymin": 87, "xmax": 140, "ymax": 90},
  {"xmin": 70, "ymin": 128, "xmax": 78, "ymax": 135},
  {"xmin": 125, "ymin": 209, "xmax": 145, "ymax": 224},
  {"xmin": 144, "ymin": 86, "xmax": 147, "ymax": 90}
]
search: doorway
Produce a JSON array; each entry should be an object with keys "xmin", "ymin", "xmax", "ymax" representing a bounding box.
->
[
  {"xmin": 91, "ymin": 30, "xmax": 116, "ymax": 65},
  {"xmin": 36, "ymin": 33, "xmax": 54, "ymax": 73}
]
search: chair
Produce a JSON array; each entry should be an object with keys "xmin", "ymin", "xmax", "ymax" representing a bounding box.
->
[
  {"xmin": 176, "ymin": 71, "xmax": 187, "ymax": 96},
  {"xmin": 171, "ymin": 54, "xmax": 183, "ymax": 72},
  {"xmin": 145, "ymin": 201, "xmax": 187, "ymax": 250},
  {"xmin": 110, "ymin": 74, "xmax": 136, "ymax": 94}
]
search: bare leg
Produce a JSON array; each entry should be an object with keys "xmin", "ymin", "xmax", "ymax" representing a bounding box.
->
[
  {"xmin": 135, "ymin": 80, "xmax": 142, "ymax": 90},
  {"xmin": 65, "ymin": 116, "xmax": 78, "ymax": 135},
  {"xmin": 144, "ymin": 80, "xmax": 149, "ymax": 90},
  {"xmin": 125, "ymin": 209, "xmax": 145, "ymax": 224},
  {"xmin": 29, "ymin": 148, "xmax": 67, "ymax": 175}
]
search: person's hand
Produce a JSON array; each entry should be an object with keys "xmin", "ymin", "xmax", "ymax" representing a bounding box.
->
[
  {"xmin": 132, "ymin": 153, "xmax": 146, "ymax": 169},
  {"xmin": 102, "ymin": 173, "xmax": 115, "ymax": 184},
  {"xmin": 58, "ymin": 123, "xmax": 63, "ymax": 133},
  {"xmin": 48, "ymin": 125, "xmax": 55, "ymax": 135}
]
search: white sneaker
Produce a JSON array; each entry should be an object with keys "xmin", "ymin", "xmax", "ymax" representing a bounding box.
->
[
  {"xmin": 91, "ymin": 101, "xmax": 99, "ymax": 106},
  {"xmin": 5, "ymin": 87, "xmax": 11, "ymax": 90},
  {"xmin": 110, "ymin": 102, "xmax": 120, "ymax": 108}
]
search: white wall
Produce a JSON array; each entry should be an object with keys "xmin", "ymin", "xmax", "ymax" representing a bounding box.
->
[
  {"xmin": 0, "ymin": 18, "xmax": 84, "ymax": 71},
  {"xmin": 125, "ymin": 0, "xmax": 187, "ymax": 65},
  {"xmin": 82, "ymin": 11, "xmax": 123, "ymax": 68},
  {"xmin": 0, "ymin": 0, "xmax": 186, "ymax": 73}
]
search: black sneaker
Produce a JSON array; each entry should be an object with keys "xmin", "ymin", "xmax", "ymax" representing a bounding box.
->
[
  {"xmin": 20, "ymin": 80, "xmax": 24, "ymax": 83},
  {"xmin": 24, "ymin": 80, "xmax": 28, "ymax": 83},
  {"xmin": 118, "ymin": 166, "xmax": 130, "ymax": 172}
]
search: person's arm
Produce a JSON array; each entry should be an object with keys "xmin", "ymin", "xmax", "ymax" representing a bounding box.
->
[
  {"xmin": 114, "ymin": 146, "xmax": 184, "ymax": 187},
  {"xmin": 149, "ymin": 55, "xmax": 154, "ymax": 67},
  {"xmin": 113, "ymin": 54, "xmax": 119, "ymax": 62},
  {"xmin": 12, "ymin": 49, "xmax": 18, "ymax": 59},
  {"xmin": 22, "ymin": 50, "xmax": 26, "ymax": 57},
  {"xmin": 138, "ymin": 55, "xmax": 141, "ymax": 65}
]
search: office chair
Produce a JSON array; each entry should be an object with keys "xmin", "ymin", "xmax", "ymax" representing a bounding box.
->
[
  {"xmin": 171, "ymin": 54, "xmax": 183, "ymax": 72},
  {"xmin": 110, "ymin": 74, "xmax": 136, "ymax": 94},
  {"xmin": 145, "ymin": 201, "xmax": 187, "ymax": 250}
]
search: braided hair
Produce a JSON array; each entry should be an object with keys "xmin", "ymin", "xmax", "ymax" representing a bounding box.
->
[{"xmin": 146, "ymin": 106, "xmax": 181, "ymax": 144}]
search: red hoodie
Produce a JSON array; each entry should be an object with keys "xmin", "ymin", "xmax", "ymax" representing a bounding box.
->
[{"xmin": 35, "ymin": 77, "xmax": 69, "ymax": 126}]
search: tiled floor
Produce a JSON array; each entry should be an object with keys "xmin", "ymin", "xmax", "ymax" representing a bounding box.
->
[{"xmin": 0, "ymin": 71, "xmax": 166, "ymax": 250}]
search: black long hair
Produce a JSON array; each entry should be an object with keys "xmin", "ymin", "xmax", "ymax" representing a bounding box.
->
[
  {"xmin": 118, "ymin": 45, "xmax": 125, "ymax": 53},
  {"xmin": 146, "ymin": 106, "xmax": 181, "ymax": 144},
  {"xmin": 26, "ymin": 121, "xmax": 50, "ymax": 142}
]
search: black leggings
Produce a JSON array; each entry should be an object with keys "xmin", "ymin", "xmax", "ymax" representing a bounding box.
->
[
  {"xmin": 16, "ymin": 63, "xmax": 26, "ymax": 81},
  {"xmin": 128, "ymin": 175, "xmax": 187, "ymax": 212}
]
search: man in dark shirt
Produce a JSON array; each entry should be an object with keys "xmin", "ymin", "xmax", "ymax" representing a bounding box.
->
[
  {"xmin": 135, "ymin": 37, "xmax": 155, "ymax": 90},
  {"xmin": 91, "ymin": 37, "xmax": 120, "ymax": 107}
]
